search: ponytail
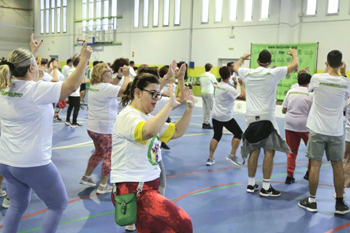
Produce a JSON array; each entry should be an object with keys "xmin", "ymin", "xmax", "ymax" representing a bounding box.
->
[
  {"xmin": 121, "ymin": 81, "xmax": 134, "ymax": 107},
  {"xmin": 0, "ymin": 64, "xmax": 12, "ymax": 89}
]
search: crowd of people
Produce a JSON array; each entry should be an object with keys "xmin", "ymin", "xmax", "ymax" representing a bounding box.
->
[{"xmin": 0, "ymin": 33, "xmax": 350, "ymax": 232}]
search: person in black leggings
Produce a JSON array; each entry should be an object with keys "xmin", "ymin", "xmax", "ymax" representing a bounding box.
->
[{"xmin": 66, "ymin": 58, "xmax": 82, "ymax": 127}]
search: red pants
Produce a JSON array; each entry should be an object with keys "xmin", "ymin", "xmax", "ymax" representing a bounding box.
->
[
  {"xmin": 285, "ymin": 130, "xmax": 310, "ymax": 177},
  {"xmin": 112, "ymin": 178, "xmax": 193, "ymax": 233},
  {"xmin": 87, "ymin": 130, "xmax": 112, "ymax": 176}
]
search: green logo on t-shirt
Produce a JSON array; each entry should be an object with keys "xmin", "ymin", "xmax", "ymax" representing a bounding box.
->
[
  {"xmin": 147, "ymin": 136, "xmax": 160, "ymax": 166},
  {"xmin": 89, "ymin": 88, "xmax": 99, "ymax": 92},
  {"xmin": 319, "ymin": 83, "xmax": 348, "ymax": 89},
  {"xmin": 289, "ymin": 92, "xmax": 309, "ymax": 96},
  {"xmin": 0, "ymin": 91, "xmax": 23, "ymax": 97}
]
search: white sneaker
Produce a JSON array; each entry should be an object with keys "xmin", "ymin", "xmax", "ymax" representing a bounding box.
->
[
  {"xmin": 2, "ymin": 197, "xmax": 10, "ymax": 208},
  {"xmin": 125, "ymin": 224, "xmax": 136, "ymax": 232},
  {"xmin": 96, "ymin": 184, "xmax": 113, "ymax": 194},
  {"xmin": 0, "ymin": 188, "xmax": 6, "ymax": 197},
  {"xmin": 79, "ymin": 176, "xmax": 96, "ymax": 187}
]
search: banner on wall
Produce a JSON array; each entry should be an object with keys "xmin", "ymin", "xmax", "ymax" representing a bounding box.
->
[{"xmin": 250, "ymin": 43, "xmax": 318, "ymax": 100}]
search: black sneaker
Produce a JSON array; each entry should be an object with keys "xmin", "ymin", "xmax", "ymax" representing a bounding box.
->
[
  {"xmin": 71, "ymin": 123, "xmax": 82, "ymax": 128},
  {"xmin": 54, "ymin": 116, "xmax": 62, "ymax": 121},
  {"xmin": 202, "ymin": 123, "xmax": 213, "ymax": 129},
  {"xmin": 161, "ymin": 142, "xmax": 170, "ymax": 150},
  {"xmin": 285, "ymin": 176, "xmax": 295, "ymax": 184},
  {"xmin": 335, "ymin": 201, "xmax": 350, "ymax": 215},
  {"xmin": 65, "ymin": 121, "xmax": 71, "ymax": 126},
  {"xmin": 260, "ymin": 185, "xmax": 281, "ymax": 197},
  {"xmin": 298, "ymin": 197, "xmax": 317, "ymax": 213},
  {"xmin": 247, "ymin": 184, "xmax": 259, "ymax": 193},
  {"xmin": 304, "ymin": 171, "xmax": 309, "ymax": 181}
]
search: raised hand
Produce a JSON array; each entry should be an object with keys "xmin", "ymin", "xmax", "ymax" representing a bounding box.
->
[
  {"xmin": 51, "ymin": 60, "xmax": 59, "ymax": 69},
  {"xmin": 80, "ymin": 41, "xmax": 93, "ymax": 61},
  {"xmin": 340, "ymin": 61, "xmax": 346, "ymax": 76},
  {"xmin": 122, "ymin": 65, "xmax": 130, "ymax": 77},
  {"xmin": 167, "ymin": 84, "xmax": 181, "ymax": 109},
  {"xmin": 184, "ymin": 86, "xmax": 195, "ymax": 108},
  {"xmin": 288, "ymin": 48, "xmax": 298, "ymax": 57},
  {"xmin": 30, "ymin": 33, "xmax": 43, "ymax": 54},
  {"xmin": 175, "ymin": 63, "xmax": 186, "ymax": 80},
  {"xmin": 165, "ymin": 60, "xmax": 177, "ymax": 80},
  {"xmin": 243, "ymin": 53, "xmax": 252, "ymax": 60}
]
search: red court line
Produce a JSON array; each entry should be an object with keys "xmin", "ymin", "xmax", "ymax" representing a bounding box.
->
[{"xmin": 324, "ymin": 223, "xmax": 350, "ymax": 233}]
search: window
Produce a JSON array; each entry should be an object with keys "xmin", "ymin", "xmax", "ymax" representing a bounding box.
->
[
  {"xmin": 111, "ymin": 0, "xmax": 117, "ymax": 30},
  {"xmin": 143, "ymin": 0, "xmax": 149, "ymax": 27},
  {"xmin": 261, "ymin": 0, "xmax": 269, "ymax": 19},
  {"xmin": 215, "ymin": 0, "xmax": 222, "ymax": 22},
  {"xmin": 51, "ymin": 0, "xmax": 55, "ymax": 33},
  {"xmin": 96, "ymin": 0, "xmax": 101, "ymax": 30},
  {"xmin": 82, "ymin": 0, "xmax": 87, "ymax": 32},
  {"xmin": 163, "ymin": 0, "xmax": 169, "ymax": 26},
  {"xmin": 89, "ymin": 0, "xmax": 94, "ymax": 31},
  {"xmin": 174, "ymin": 0, "xmax": 181, "ymax": 25},
  {"xmin": 244, "ymin": 0, "xmax": 253, "ymax": 21},
  {"xmin": 63, "ymin": 0, "xmax": 67, "ymax": 32},
  {"xmin": 229, "ymin": 0, "xmax": 237, "ymax": 21},
  {"xmin": 57, "ymin": 0, "xmax": 61, "ymax": 33},
  {"xmin": 134, "ymin": 0, "xmax": 139, "ymax": 27},
  {"xmin": 40, "ymin": 0, "xmax": 44, "ymax": 33},
  {"xmin": 202, "ymin": 0, "xmax": 209, "ymax": 23},
  {"xmin": 306, "ymin": 0, "xmax": 317, "ymax": 15},
  {"xmin": 46, "ymin": 0, "xmax": 50, "ymax": 33},
  {"xmin": 327, "ymin": 0, "xmax": 339, "ymax": 14},
  {"xmin": 153, "ymin": 0, "xmax": 159, "ymax": 26}
]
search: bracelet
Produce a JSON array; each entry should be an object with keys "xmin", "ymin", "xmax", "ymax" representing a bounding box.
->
[
  {"xmin": 117, "ymin": 76, "xmax": 122, "ymax": 80},
  {"xmin": 240, "ymin": 57, "xmax": 245, "ymax": 61}
]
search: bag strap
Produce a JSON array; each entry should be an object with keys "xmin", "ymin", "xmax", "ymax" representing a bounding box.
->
[{"xmin": 136, "ymin": 182, "xmax": 144, "ymax": 196}]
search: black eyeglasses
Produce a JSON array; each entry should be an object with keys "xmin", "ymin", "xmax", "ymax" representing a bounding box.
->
[{"xmin": 143, "ymin": 89, "xmax": 162, "ymax": 100}]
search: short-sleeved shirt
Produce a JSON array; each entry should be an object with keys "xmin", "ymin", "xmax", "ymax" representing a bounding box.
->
[
  {"xmin": 42, "ymin": 72, "xmax": 53, "ymax": 82},
  {"xmin": 238, "ymin": 66, "xmax": 288, "ymax": 132},
  {"xmin": 307, "ymin": 73, "xmax": 350, "ymax": 136},
  {"xmin": 68, "ymin": 67, "xmax": 80, "ymax": 96},
  {"xmin": 282, "ymin": 86, "xmax": 313, "ymax": 132},
  {"xmin": 111, "ymin": 106, "xmax": 175, "ymax": 183},
  {"xmin": 0, "ymin": 79, "xmax": 62, "ymax": 167},
  {"xmin": 87, "ymin": 83, "xmax": 121, "ymax": 134},
  {"xmin": 290, "ymin": 83, "xmax": 299, "ymax": 89},
  {"xmin": 200, "ymin": 72, "xmax": 217, "ymax": 94},
  {"xmin": 212, "ymin": 82, "xmax": 240, "ymax": 122},
  {"xmin": 61, "ymin": 65, "xmax": 72, "ymax": 81}
]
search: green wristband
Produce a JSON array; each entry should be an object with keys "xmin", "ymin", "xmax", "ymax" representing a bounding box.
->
[{"xmin": 240, "ymin": 57, "xmax": 245, "ymax": 61}]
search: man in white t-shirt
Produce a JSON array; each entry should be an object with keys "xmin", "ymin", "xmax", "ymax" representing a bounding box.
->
[
  {"xmin": 227, "ymin": 62, "xmax": 239, "ymax": 88},
  {"xmin": 298, "ymin": 50, "xmax": 350, "ymax": 215},
  {"xmin": 234, "ymin": 48, "xmax": 298, "ymax": 197},
  {"xmin": 282, "ymin": 73, "xmax": 313, "ymax": 184},
  {"xmin": 200, "ymin": 63, "xmax": 218, "ymax": 129},
  {"xmin": 61, "ymin": 58, "xmax": 73, "ymax": 81}
]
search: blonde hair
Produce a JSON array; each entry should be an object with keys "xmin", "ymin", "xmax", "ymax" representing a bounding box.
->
[
  {"xmin": 36, "ymin": 55, "xmax": 43, "ymax": 66},
  {"xmin": 0, "ymin": 48, "xmax": 35, "ymax": 90},
  {"xmin": 90, "ymin": 63, "xmax": 109, "ymax": 85}
]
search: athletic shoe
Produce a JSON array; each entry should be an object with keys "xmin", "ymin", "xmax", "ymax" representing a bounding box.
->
[
  {"xmin": 96, "ymin": 184, "xmax": 113, "ymax": 194},
  {"xmin": 304, "ymin": 171, "xmax": 309, "ymax": 181},
  {"xmin": 2, "ymin": 197, "xmax": 10, "ymax": 209},
  {"xmin": 298, "ymin": 197, "xmax": 317, "ymax": 213},
  {"xmin": 259, "ymin": 185, "xmax": 281, "ymax": 197},
  {"xmin": 65, "ymin": 121, "xmax": 71, "ymax": 126},
  {"xmin": 80, "ymin": 106, "xmax": 85, "ymax": 110},
  {"xmin": 206, "ymin": 158, "xmax": 215, "ymax": 166},
  {"xmin": 202, "ymin": 123, "xmax": 213, "ymax": 129},
  {"xmin": 334, "ymin": 192, "xmax": 346, "ymax": 199},
  {"xmin": 226, "ymin": 155, "xmax": 242, "ymax": 166},
  {"xmin": 161, "ymin": 142, "xmax": 170, "ymax": 150},
  {"xmin": 247, "ymin": 184, "xmax": 259, "ymax": 193},
  {"xmin": 125, "ymin": 224, "xmax": 136, "ymax": 232},
  {"xmin": 54, "ymin": 116, "xmax": 62, "ymax": 122},
  {"xmin": 285, "ymin": 176, "xmax": 295, "ymax": 184},
  {"xmin": 79, "ymin": 176, "xmax": 96, "ymax": 187},
  {"xmin": 335, "ymin": 201, "xmax": 350, "ymax": 215},
  {"xmin": 0, "ymin": 187, "xmax": 6, "ymax": 197},
  {"xmin": 71, "ymin": 123, "xmax": 82, "ymax": 128}
]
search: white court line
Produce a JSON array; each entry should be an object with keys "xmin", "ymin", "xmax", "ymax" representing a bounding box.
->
[
  {"xmin": 52, "ymin": 140, "xmax": 92, "ymax": 150},
  {"xmin": 53, "ymin": 118, "xmax": 87, "ymax": 125}
]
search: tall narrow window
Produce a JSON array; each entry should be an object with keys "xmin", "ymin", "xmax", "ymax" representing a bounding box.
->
[
  {"xmin": 215, "ymin": 0, "xmax": 222, "ymax": 22},
  {"xmin": 51, "ymin": 0, "xmax": 55, "ymax": 33},
  {"xmin": 103, "ymin": 0, "xmax": 109, "ymax": 30},
  {"xmin": 96, "ymin": 0, "xmax": 101, "ymax": 30},
  {"xmin": 111, "ymin": 0, "xmax": 117, "ymax": 30},
  {"xmin": 174, "ymin": 0, "xmax": 181, "ymax": 25},
  {"xmin": 202, "ymin": 0, "xmax": 209, "ymax": 23},
  {"xmin": 163, "ymin": 0, "xmax": 169, "ymax": 26},
  {"xmin": 40, "ymin": 0, "xmax": 44, "ymax": 33},
  {"xmin": 153, "ymin": 0, "xmax": 159, "ymax": 26},
  {"xmin": 46, "ymin": 0, "xmax": 50, "ymax": 33},
  {"xmin": 143, "ymin": 0, "xmax": 149, "ymax": 27},
  {"xmin": 82, "ymin": 0, "xmax": 87, "ymax": 32},
  {"xmin": 63, "ymin": 0, "xmax": 67, "ymax": 32},
  {"xmin": 229, "ymin": 0, "xmax": 237, "ymax": 21},
  {"xmin": 327, "ymin": 0, "xmax": 339, "ymax": 14},
  {"xmin": 89, "ymin": 0, "xmax": 94, "ymax": 31},
  {"xmin": 306, "ymin": 0, "xmax": 317, "ymax": 15},
  {"xmin": 244, "ymin": 0, "xmax": 253, "ymax": 21},
  {"xmin": 134, "ymin": 0, "xmax": 139, "ymax": 27},
  {"xmin": 57, "ymin": 0, "xmax": 61, "ymax": 33},
  {"xmin": 261, "ymin": 0, "xmax": 269, "ymax": 19}
]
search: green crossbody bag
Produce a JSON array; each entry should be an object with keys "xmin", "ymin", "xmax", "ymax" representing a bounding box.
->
[{"xmin": 114, "ymin": 182, "xmax": 144, "ymax": 226}]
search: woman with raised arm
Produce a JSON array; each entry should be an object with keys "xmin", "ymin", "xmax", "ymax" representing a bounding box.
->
[
  {"xmin": 0, "ymin": 34, "xmax": 92, "ymax": 233},
  {"xmin": 79, "ymin": 63, "xmax": 130, "ymax": 194},
  {"xmin": 111, "ymin": 70, "xmax": 194, "ymax": 232}
]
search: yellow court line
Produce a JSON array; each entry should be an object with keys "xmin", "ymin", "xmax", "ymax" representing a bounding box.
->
[
  {"xmin": 190, "ymin": 122, "xmax": 203, "ymax": 126},
  {"xmin": 183, "ymin": 132, "xmax": 212, "ymax": 137}
]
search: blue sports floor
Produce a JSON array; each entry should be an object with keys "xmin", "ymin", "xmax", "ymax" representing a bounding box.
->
[{"xmin": 0, "ymin": 103, "xmax": 349, "ymax": 233}]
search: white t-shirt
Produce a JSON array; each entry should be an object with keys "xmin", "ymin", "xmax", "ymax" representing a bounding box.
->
[
  {"xmin": 282, "ymin": 86, "xmax": 313, "ymax": 132},
  {"xmin": 87, "ymin": 83, "xmax": 121, "ymax": 134},
  {"xmin": 162, "ymin": 83, "xmax": 177, "ymax": 93},
  {"xmin": 212, "ymin": 82, "xmax": 240, "ymax": 122},
  {"xmin": 200, "ymin": 72, "xmax": 217, "ymax": 94},
  {"xmin": 307, "ymin": 73, "xmax": 350, "ymax": 136},
  {"xmin": 50, "ymin": 70, "xmax": 65, "ymax": 82},
  {"xmin": 68, "ymin": 67, "xmax": 80, "ymax": 97},
  {"xmin": 61, "ymin": 65, "xmax": 71, "ymax": 81},
  {"xmin": 0, "ymin": 79, "xmax": 62, "ymax": 167},
  {"xmin": 291, "ymin": 83, "xmax": 299, "ymax": 89},
  {"xmin": 238, "ymin": 66, "xmax": 288, "ymax": 132},
  {"xmin": 111, "ymin": 106, "xmax": 175, "ymax": 183},
  {"xmin": 42, "ymin": 72, "xmax": 53, "ymax": 82},
  {"xmin": 345, "ymin": 98, "xmax": 350, "ymax": 129}
]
